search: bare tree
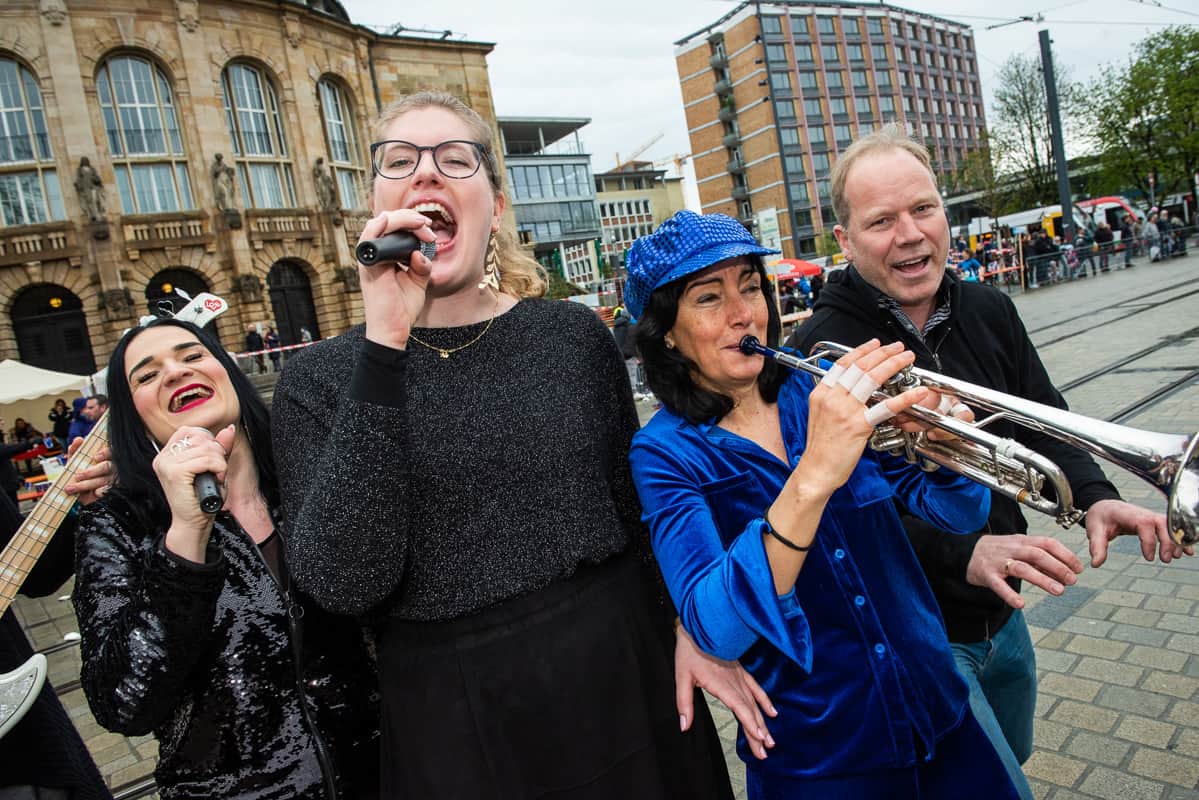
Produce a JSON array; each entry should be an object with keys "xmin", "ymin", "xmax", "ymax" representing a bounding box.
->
[{"xmin": 989, "ymin": 52, "xmax": 1082, "ymax": 209}]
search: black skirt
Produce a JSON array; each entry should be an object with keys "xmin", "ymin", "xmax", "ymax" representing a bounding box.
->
[{"xmin": 378, "ymin": 554, "xmax": 734, "ymax": 799}]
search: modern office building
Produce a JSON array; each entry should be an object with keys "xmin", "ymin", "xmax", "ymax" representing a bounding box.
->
[
  {"xmin": 675, "ymin": 1, "xmax": 986, "ymax": 258},
  {"xmin": 0, "ymin": 0, "xmax": 499, "ymax": 374},
  {"xmin": 594, "ymin": 161, "xmax": 686, "ymax": 274},
  {"xmin": 498, "ymin": 116, "xmax": 602, "ymax": 288}
]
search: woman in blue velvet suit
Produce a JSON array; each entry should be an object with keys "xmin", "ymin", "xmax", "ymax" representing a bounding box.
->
[{"xmin": 623, "ymin": 211, "xmax": 1019, "ymax": 799}]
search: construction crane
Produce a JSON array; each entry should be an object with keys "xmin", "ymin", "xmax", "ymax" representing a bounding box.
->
[
  {"xmin": 654, "ymin": 153, "xmax": 692, "ymax": 175},
  {"xmin": 613, "ymin": 133, "xmax": 664, "ymax": 171}
]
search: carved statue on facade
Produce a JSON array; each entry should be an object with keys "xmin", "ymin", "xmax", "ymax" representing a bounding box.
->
[
  {"xmin": 235, "ymin": 274, "xmax": 263, "ymax": 304},
  {"xmin": 211, "ymin": 154, "xmax": 238, "ymax": 211},
  {"xmin": 336, "ymin": 266, "xmax": 360, "ymax": 292},
  {"xmin": 313, "ymin": 157, "xmax": 338, "ymax": 212},
  {"xmin": 74, "ymin": 157, "xmax": 106, "ymax": 222},
  {"xmin": 99, "ymin": 288, "xmax": 135, "ymax": 321}
]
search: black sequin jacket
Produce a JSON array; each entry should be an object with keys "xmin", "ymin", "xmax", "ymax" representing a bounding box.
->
[{"xmin": 73, "ymin": 495, "xmax": 379, "ymax": 800}]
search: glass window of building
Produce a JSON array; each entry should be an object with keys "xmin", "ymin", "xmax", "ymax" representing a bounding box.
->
[
  {"xmin": 766, "ymin": 44, "xmax": 788, "ymax": 63},
  {"xmin": 826, "ymin": 71, "xmax": 844, "ymax": 90},
  {"xmin": 915, "ymin": 72, "xmax": 925, "ymax": 89},
  {"xmin": 899, "ymin": 71, "xmax": 909, "ymax": 88},
  {"xmin": 794, "ymin": 208, "xmax": 812, "ymax": 228},
  {"xmin": 941, "ymin": 54, "xmax": 950, "ymax": 69},
  {"xmin": 317, "ymin": 78, "xmax": 364, "ymax": 209},
  {"xmin": 852, "ymin": 70, "xmax": 869, "ymax": 90},
  {"xmin": 761, "ymin": 15, "xmax": 782, "ymax": 35},
  {"xmin": 817, "ymin": 16, "xmax": 836, "ymax": 36},
  {"xmin": 799, "ymin": 71, "xmax": 819, "ymax": 90},
  {"xmin": 0, "ymin": 57, "xmax": 64, "ymax": 226},
  {"xmin": 938, "ymin": 30, "xmax": 947, "ymax": 46},
  {"xmin": 946, "ymin": 77, "xmax": 956, "ymax": 93},
  {"xmin": 95, "ymin": 54, "xmax": 193, "ymax": 215},
  {"xmin": 923, "ymin": 121, "xmax": 934, "ymax": 138},
  {"xmin": 922, "ymin": 26, "xmax": 933, "ymax": 42},
  {"xmin": 890, "ymin": 20, "xmax": 901, "ymax": 37},
  {"xmin": 780, "ymin": 127, "xmax": 801, "ymax": 147},
  {"xmin": 866, "ymin": 18, "xmax": 884, "ymax": 36},
  {"xmin": 854, "ymin": 97, "xmax": 872, "ymax": 115},
  {"xmin": 920, "ymin": 97, "xmax": 930, "ymax": 113},
  {"xmin": 934, "ymin": 99, "xmax": 943, "ymax": 114},
  {"xmin": 790, "ymin": 182, "xmax": 809, "ymax": 204},
  {"xmin": 830, "ymin": 97, "xmax": 848, "ymax": 116},
  {"xmin": 844, "ymin": 18, "xmax": 861, "ymax": 37},
  {"xmin": 901, "ymin": 96, "xmax": 913, "ymax": 113},
  {"xmin": 872, "ymin": 44, "xmax": 888, "ymax": 62},
  {"xmin": 931, "ymin": 75, "xmax": 940, "ymax": 91},
  {"xmin": 833, "ymin": 123, "xmax": 852, "ymax": 144},
  {"xmin": 795, "ymin": 44, "xmax": 814, "ymax": 62},
  {"xmin": 775, "ymin": 100, "xmax": 796, "ymax": 120},
  {"xmin": 784, "ymin": 155, "xmax": 806, "ymax": 176},
  {"xmin": 816, "ymin": 179, "xmax": 830, "ymax": 199},
  {"xmin": 808, "ymin": 125, "xmax": 827, "ymax": 146},
  {"xmin": 821, "ymin": 44, "xmax": 840, "ymax": 62},
  {"xmin": 875, "ymin": 69, "xmax": 892, "ymax": 88},
  {"xmin": 847, "ymin": 44, "xmax": 864, "ymax": 62},
  {"xmin": 798, "ymin": 236, "xmax": 816, "ymax": 256},
  {"xmin": 803, "ymin": 98, "xmax": 823, "ymax": 118},
  {"xmin": 911, "ymin": 48, "xmax": 921, "ymax": 65},
  {"xmin": 790, "ymin": 16, "xmax": 809, "ymax": 36},
  {"xmin": 220, "ymin": 62, "xmax": 295, "ymax": 208},
  {"xmin": 771, "ymin": 72, "xmax": 793, "ymax": 92},
  {"xmin": 879, "ymin": 96, "xmax": 895, "ymax": 114}
]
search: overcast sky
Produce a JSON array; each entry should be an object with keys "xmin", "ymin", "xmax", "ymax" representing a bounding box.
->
[{"xmin": 343, "ymin": 0, "xmax": 1196, "ymax": 207}]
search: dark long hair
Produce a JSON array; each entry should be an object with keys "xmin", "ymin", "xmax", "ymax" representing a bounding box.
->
[
  {"xmin": 104, "ymin": 319, "xmax": 278, "ymax": 529},
  {"xmin": 634, "ymin": 256, "xmax": 786, "ymax": 424}
]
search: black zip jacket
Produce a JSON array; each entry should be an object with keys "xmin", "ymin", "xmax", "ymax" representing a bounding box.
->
[
  {"xmin": 74, "ymin": 494, "xmax": 380, "ymax": 800},
  {"xmin": 788, "ymin": 266, "xmax": 1120, "ymax": 642}
]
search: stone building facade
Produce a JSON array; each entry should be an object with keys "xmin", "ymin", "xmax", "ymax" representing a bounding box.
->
[{"xmin": 0, "ymin": 0, "xmax": 498, "ymax": 375}]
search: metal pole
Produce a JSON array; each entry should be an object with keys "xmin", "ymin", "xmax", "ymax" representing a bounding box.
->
[{"xmin": 1039, "ymin": 29, "xmax": 1074, "ymax": 242}]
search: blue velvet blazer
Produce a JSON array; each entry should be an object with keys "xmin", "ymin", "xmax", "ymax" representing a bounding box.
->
[{"xmin": 630, "ymin": 369, "xmax": 991, "ymax": 780}]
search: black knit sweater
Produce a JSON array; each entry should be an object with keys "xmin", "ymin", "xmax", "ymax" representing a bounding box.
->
[{"xmin": 272, "ymin": 299, "xmax": 652, "ymax": 621}]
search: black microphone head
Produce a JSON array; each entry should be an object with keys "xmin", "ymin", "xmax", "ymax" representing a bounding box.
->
[
  {"xmin": 739, "ymin": 335, "xmax": 761, "ymax": 355},
  {"xmin": 355, "ymin": 240, "xmax": 380, "ymax": 265}
]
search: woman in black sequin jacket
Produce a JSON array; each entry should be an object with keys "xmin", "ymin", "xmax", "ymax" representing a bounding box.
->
[{"xmin": 73, "ymin": 319, "xmax": 379, "ymax": 800}]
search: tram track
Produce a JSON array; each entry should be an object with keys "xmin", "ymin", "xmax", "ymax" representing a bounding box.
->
[
  {"xmin": 1029, "ymin": 287, "xmax": 1199, "ymax": 349},
  {"xmin": 1025, "ymin": 276, "xmax": 1199, "ymax": 337}
]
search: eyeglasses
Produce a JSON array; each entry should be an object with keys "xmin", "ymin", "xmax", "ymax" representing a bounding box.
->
[{"xmin": 370, "ymin": 139, "xmax": 486, "ymax": 180}]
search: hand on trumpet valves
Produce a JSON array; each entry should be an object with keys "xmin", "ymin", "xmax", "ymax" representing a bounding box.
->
[
  {"xmin": 966, "ymin": 533, "xmax": 1084, "ymax": 610},
  {"xmin": 1084, "ymin": 498, "xmax": 1192, "ymax": 568},
  {"xmin": 803, "ymin": 339, "xmax": 933, "ymax": 495}
]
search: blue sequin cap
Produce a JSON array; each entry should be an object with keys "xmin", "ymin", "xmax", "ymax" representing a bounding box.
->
[{"xmin": 623, "ymin": 210, "xmax": 780, "ymax": 321}]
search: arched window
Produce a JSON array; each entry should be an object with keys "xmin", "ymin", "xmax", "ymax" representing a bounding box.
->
[
  {"xmin": 317, "ymin": 78, "xmax": 364, "ymax": 208},
  {"xmin": 220, "ymin": 62, "xmax": 295, "ymax": 208},
  {"xmin": 96, "ymin": 54, "xmax": 194, "ymax": 214},
  {"xmin": 0, "ymin": 57, "xmax": 65, "ymax": 227}
]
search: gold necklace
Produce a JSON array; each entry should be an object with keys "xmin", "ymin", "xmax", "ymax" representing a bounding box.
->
[{"xmin": 407, "ymin": 298, "xmax": 500, "ymax": 359}]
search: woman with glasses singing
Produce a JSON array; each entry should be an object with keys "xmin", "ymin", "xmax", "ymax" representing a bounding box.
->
[{"xmin": 271, "ymin": 92, "xmax": 759, "ymax": 798}]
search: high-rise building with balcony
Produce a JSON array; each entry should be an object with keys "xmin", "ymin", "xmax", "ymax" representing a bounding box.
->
[
  {"xmin": 498, "ymin": 117, "xmax": 602, "ymax": 287},
  {"xmin": 676, "ymin": 1, "xmax": 986, "ymax": 258}
]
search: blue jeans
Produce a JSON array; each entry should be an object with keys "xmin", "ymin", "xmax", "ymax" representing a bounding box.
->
[{"xmin": 951, "ymin": 610, "xmax": 1036, "ymax": 800}]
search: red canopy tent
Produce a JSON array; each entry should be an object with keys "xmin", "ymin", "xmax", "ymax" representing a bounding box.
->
[{"xmin": 773, "ymin": 258, "xmax": 823, "ymax": 279}]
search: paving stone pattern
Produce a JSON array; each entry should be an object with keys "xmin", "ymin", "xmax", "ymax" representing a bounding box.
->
[{"xmin": 16, "ymin": 252, "xmax": 1199, "ymax": 799}]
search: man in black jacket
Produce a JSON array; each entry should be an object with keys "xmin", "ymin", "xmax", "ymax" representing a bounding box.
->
[{"xmin": 789, "ymin": 126, "xmax": 1187, "ymax": 800}]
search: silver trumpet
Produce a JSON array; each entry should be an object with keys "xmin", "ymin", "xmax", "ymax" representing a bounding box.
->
[{"xmin": 739, "ymin": 336, "xmax": 1199, "ymax": 546}]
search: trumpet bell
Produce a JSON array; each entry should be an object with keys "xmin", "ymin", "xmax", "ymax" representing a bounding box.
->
[{"xmin": 1169, "ymin": 435, "xmax": 1199, "ymax": 546}]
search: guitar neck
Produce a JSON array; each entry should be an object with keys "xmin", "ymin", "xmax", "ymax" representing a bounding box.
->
[{"xmin": 0, "ymin": 417, "xmax": 110, "ymax": 617}]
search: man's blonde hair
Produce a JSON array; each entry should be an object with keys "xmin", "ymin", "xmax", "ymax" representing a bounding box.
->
[
  {"xmin": 830, "ymin": 124, "xmax": 936, "ymax": 227},
  {"xmin": 371, "ymin": 91, "xmax": 546, "ymax": 298}
]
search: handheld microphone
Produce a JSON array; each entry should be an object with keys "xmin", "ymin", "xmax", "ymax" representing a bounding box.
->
[
  {"xmin": 195, "ymin": 472, "xmax": 223, "ymax": 514},
  {"xmin": 356, "ymin": 231, "xmax": 438, "ymax": 266}
]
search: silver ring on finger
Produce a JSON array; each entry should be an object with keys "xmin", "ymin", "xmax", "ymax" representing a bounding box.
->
[{"xmin": 169, "ymin": 435, "xmax": 192, "ymax": 457}]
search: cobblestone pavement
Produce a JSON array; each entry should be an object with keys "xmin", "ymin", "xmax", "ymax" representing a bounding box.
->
[{"xmin": 14, "ymin": 250, "xmax": 1199, "ymax": 799}]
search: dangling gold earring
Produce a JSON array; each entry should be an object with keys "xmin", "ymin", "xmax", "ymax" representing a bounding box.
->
[{"xmin": 479, "ymin": 232, "xmax": 501, "ymax": 291}]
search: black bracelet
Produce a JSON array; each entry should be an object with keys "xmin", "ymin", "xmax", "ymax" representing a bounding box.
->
[{"xmin": 763, "ymin": 508, "xmax": 813, "ymax": 552}]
